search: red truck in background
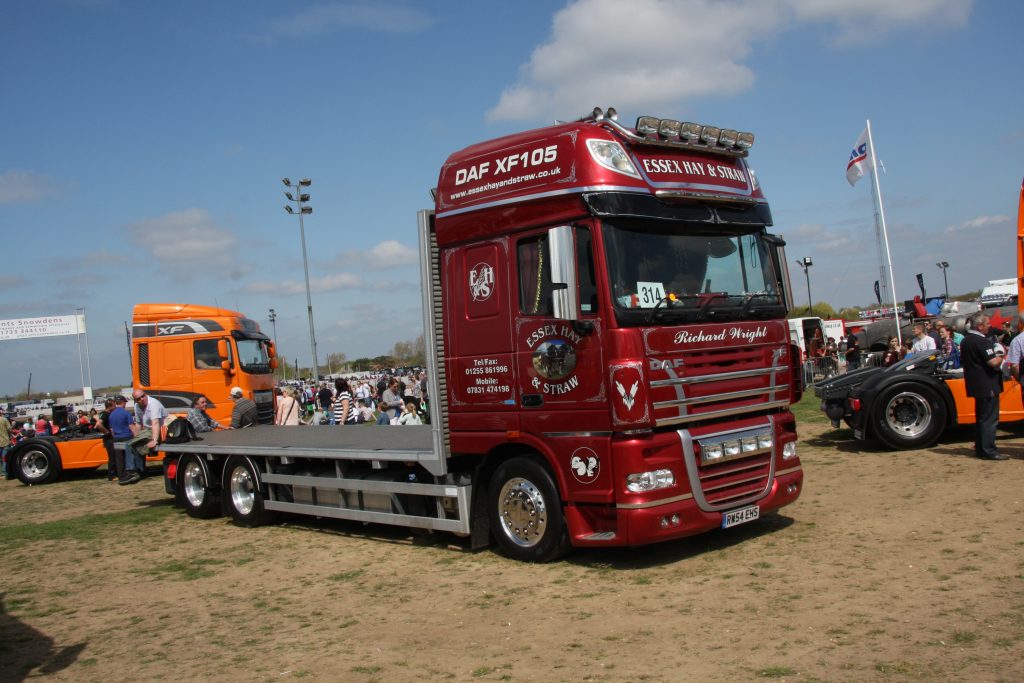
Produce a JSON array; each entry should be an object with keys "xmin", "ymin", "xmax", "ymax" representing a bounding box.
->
[{"xmin": 155, "ymin": 107, "xmax": 804, "ymax": 561}]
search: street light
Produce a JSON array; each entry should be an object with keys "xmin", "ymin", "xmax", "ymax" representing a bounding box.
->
[
  {"xmin": 796, "ymin": 257, "xmax": 813, "ymax": 313},
  {"xmin": 283, "ymin": 177, "xmax": 319, "ymax": 380},
  {"xmin": 936, "ymin": 261, "xmax": 950, "ymax": 300},
  {"xmin": 268, "ymin": 308, "xmax": 284, "ymax": 381}
]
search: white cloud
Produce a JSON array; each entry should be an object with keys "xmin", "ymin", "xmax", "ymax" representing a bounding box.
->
[
  {"xmin": 943, "ymin": 214, "xmax": 1010, "ymax": 234},
  {"xmin": 242, "ymin": 272, "xmax": 363, "ymax": 295},
  {"xmin": 126, "ymin": 208, "xmax": 251, "ymax": 280},
  {"xmin": 0, "ymin": 170, "xmax": 58, "ymax": 204},
  {"xmin": 265, "ymin": 2, "xmax": 433, "ymax": 39},
  {"xmin": 786, "ymin": 0, "xmax": 972, "ymax": 45},
  {"xmin": 333, "ymin": 240, "xmax": 418, "ymax": 269},
  {"xmin": 488, "ymin": 0, "xmax": 973, "ymax": 122}
]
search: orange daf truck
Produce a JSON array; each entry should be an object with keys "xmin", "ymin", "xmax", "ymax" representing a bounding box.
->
[
  {"xmin": 4, "ymin": 304, "xmax": 278, "ymax": 485},
  {"xmin": 816, "ymin": 179, "xmax": 1024, "ymax": 449}
]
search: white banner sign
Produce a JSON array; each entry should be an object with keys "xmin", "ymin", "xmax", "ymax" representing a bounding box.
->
[{"xmin": 0, "ymin": 314, "xmax": 86, "ymax": 341}]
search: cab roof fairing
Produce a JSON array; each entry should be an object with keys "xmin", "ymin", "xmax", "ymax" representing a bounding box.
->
[{"xmin": 434, "ymin": 120, "xmax": 765, "ymax": 221}]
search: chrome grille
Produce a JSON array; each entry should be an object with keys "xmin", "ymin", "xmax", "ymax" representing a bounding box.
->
[
  {"xmin": 651, "ymin": 345, "xmax": 788, "ymax": 427},
  {"xmin": 695, "ymin": 452, "xmax": 772, "ymax": 506}
]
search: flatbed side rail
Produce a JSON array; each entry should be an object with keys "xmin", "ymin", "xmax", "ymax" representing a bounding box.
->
[{"xmin": 261, "ymin": 472, "xmax": 472, "ymax": 535}]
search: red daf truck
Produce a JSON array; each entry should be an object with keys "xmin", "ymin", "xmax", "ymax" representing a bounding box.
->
[{"xmin": 156, "ymin": 108, "xmax": 804, "ymax": 561}]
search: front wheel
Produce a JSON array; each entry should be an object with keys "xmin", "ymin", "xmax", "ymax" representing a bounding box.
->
[
  {"xmin": 872, "ymin": 382, "xmax": 947, "ymax": 450},
  {"xmin": 14, "ymin": 444, "xmax": 61, "ymax": 485},
  {"xmin": 177, "ymin": 453, "xmax": 221, "ymax": 518},
  {"xmin": 488, "ymin": 457, "xmax": 570, "ymax": 563},
  {"xmin": 223, "ymin": 455, "xmax": 275, "ymax": 528}
]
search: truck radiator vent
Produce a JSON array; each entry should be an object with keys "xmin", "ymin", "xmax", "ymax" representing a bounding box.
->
[
  {"xmin": 696, "ymin": 453, "xmax": 772, "ymax": 507},
  {"xmin": 137, "ymin": 343, "xmax": 150, "ymax": 386},
  {"xmin": 651, "ymin": 345, "xmax": 789, "ymax": 428}
]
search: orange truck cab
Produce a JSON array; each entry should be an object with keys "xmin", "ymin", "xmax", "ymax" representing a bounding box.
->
[{"xmin": 131, "ymin": 304, "xmax": 278, "ymax": 426}]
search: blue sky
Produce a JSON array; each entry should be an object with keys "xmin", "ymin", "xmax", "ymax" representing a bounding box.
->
[{"xmin": 2, "ymin": 0, "xmax": 1021, "ymax": 396}]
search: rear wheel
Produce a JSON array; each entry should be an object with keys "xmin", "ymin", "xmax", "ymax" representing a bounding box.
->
[
  {"xmin": 223, "ymin": 455, "xmax": 275, "ymax": 527},
  {"xmin": 872, "ymin": 382, "xmax": 946, "ymax": 450},
  {"xmin": 488, "ymin": 457, "xmax": 570, "ymax": 563},
  {"xmin": 177, "ymin": 453, "xmax": 221, "ymax": 518},
  {"xmin": 15, "ymin": 444, "xmax": 61, "ymax": 485}
]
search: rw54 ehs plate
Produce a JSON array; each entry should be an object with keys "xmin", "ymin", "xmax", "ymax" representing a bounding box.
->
[{"xmin": 721, "ymin": 505, "xmax": 759, "ymax": 529}]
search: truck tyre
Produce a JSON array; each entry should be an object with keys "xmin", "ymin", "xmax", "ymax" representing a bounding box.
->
[
  {"xmin": 223, "ymin": 455, "xmax": 275, "ymax": 528},
  {"xmin": 14, "ymin": 443, "xmax": 61, "ymax": 485},
  {"xmin": 178, "ymin": 453, "xmax": 221, "ymax": 519},
  {"xmin": 872, "ymin": 382, "xmax": 946, "ymax": 450},
  {"xmin": 488, "ymin": 457, "xmax": 570, "ymax": 563}
]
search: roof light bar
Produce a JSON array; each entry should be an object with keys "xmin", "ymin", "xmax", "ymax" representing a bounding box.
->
[{"xmin": 622, "ymin": 109, "xmax": 755, "ymax": 154}]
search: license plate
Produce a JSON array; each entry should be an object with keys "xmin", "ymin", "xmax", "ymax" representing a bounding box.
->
[{"xmin": 721, "ymin": 505, "xmax": 759, "ymax": 529}]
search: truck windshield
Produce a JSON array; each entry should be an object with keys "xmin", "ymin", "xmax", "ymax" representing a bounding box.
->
[
  {"xmin": 603, "ymin": 218, "xmax": 786, "ymax": 326},
  {"xmin": 236, "ymin": 339, "xmax": 272, "ymax": 374}
]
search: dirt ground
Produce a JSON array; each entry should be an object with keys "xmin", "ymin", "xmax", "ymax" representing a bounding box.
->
[{"xmin": 1, "ymin": 420, "xmax": 1022, "ymax": 682}]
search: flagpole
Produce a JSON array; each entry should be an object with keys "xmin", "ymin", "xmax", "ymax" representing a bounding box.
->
[{"xmin": 866, "ymin": 119, "xmax": 901, "ymax": 346}]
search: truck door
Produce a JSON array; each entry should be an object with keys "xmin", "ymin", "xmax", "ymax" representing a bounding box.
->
[
  {"xmin": 192, "ymin": 337, "xmax": 232, "ymax": 421},
  {"xmin": 444, "ymin": 238, "xmax": 518, "ymax": 431}
]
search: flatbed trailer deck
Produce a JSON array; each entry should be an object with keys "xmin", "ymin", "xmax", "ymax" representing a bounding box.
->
[{"xmin": 158, "ymin": 423, "xmax": 472, "ymax": 536}]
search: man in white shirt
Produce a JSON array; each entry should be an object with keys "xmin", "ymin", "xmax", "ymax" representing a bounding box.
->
[{"xmin": 910, "ymin": 322, "xmax": 937, "ymax": 356}]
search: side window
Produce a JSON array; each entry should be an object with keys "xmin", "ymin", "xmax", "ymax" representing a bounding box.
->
[
  {"xmin": 577, "ymin": 227, "xmax": 598, "ymax": 314},
  {"xmin": 194, "ymin": 339, "xmax": 221, "ymax": 370},
  {"xmin": 518, "ymin": 235, "xmax": 553, "ymax": 316}
]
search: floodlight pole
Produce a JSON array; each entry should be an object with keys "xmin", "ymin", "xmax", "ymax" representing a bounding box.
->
[
  {"xmin": 283, "ymin": 178, "xmax": 319, "ymax": 380},
  {"xmin": 796, "ymin": 257, "xmax": 813, "ymax": 314},
  {"xmin": 936, "ymin": 261, "xmax": 950, "ymax": 300}
]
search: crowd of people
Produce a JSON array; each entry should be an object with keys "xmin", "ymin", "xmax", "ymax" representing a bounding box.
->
[{"xmin": 278, "ymin": 370, "xmax": 430, "ymax": 427}]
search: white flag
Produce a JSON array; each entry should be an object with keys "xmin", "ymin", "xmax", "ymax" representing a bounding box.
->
[{"xmin": 846, "ymin": 127, "xmax": 869, "ymax": 187}]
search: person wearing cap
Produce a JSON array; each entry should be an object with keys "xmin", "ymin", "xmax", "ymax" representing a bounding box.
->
[
  {"xmin": 109, "ymin": 395, "xmax": 134, "ymax": 483},
  {"xmin": 229, "ymin": 386, "xmax": 258, "ymax": 428}
]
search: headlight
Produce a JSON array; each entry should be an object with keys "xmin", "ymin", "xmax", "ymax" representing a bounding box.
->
[
  {"xmin": 626, "ymin": 469, "xmax": 675, "ymax": 492},
  {"xmin": 586, "ymin": 139, "xmax": 640, "ymax": 178},
  {"xmin": 757, "ymin": 434, "xmax": 773, "ymax": 450},
  {"xmin": 723, "ymin": 440, "xmax": 741, "ymax": 457}
]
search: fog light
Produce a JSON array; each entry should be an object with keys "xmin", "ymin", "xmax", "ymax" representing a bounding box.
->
[
  {"xmin": 782, "ymin": 442, "xmax": 797, "ymax": 460},
  {"xmin": 660, "ymin": 516, "xmax": 670, "ymax": 528},
  {"xmin": 658, "ymin": 119, "xmax": 681, "ymax": 139},
  {"xmin": 636, "ymin": 116, "xmax": 659, "ymax": 136},
  {"xmin": 723, "ymin": 440, "xmax": 741, "ymax": 457},
  {"xmin": 670, "ymin": 514, "xmax": 680, "ymax": 526},
  {"xmin": 701, "ymin": 443, "xmax": 723, "ymax": 461},
  {"xmin": 700, "ymin": 125, "xmax": 721, "ymax": 145},
  {"xmin": 757, "ymin": 434, "xmax": 773, "ymax": 450},
  {"xmin": 787, "ymin": 483, "xmax": 799, "ymax": 494},
  {"xmin": 680, "ymin": 122, "xmax": 702, "ymax": 142}
]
